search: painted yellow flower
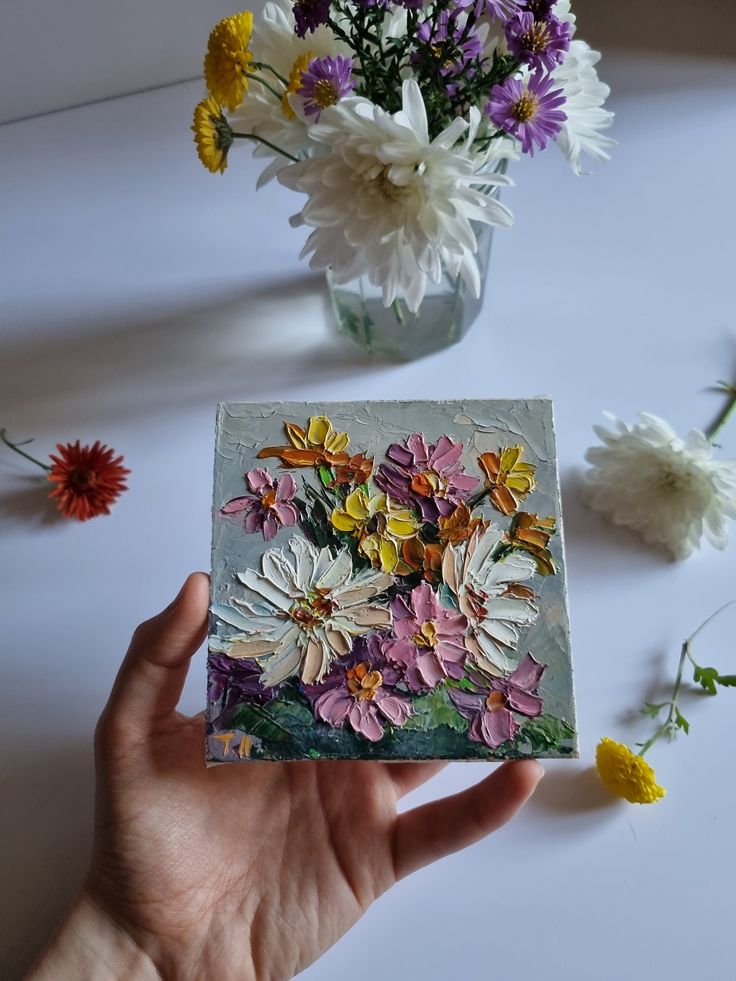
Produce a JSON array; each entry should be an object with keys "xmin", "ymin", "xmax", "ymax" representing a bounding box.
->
[
  {"xmin": 331, "ymin": 487, "xmax": 420, "ymax": 574},
  {"xmin": 595, "ymin": 738, "xmax": 666, "ymax": 804},
  {"xmin": 258, "ymin": 415, "xmax": 350, "ymax": 467},
  {"xmin": 192, "ymin": 95, "xmax": 233, "ymax": 174},
  {"xmin": 479, "ymin": 446, "xmax": 536, "ymax": 516},
  {"xmin": 508, "ymin": 512, "xmax": 556, "ymax": 576},
  {"xmin": 282, "ymin": 52, "xmax": 313, "ymax": 119},
  {"xmin": 204, "ymin": 11, "xmax": 254, "ymax": 112}
]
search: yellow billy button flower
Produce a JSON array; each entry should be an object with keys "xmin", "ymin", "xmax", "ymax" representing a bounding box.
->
[
  {"xmin": 595, "ymin": 738, "xmax": 666, "ymax": 805},
  {"xmin": 192, "ymin": 95, "xmax": 234, "ymax": 174},
  {"xmin": 282, "ymin": 52, "xmax": 314, "ymax": 119},
  {"xmin": 479, "ymin": 446, "xmax": 536, "ymax": 516},
  {"xmin": 331, "ymin": 487, "xmax": 420, "ymax": 574},
  {"xmin": 204, "ymin": 11, "xmax": 254, "ymax": 112}
]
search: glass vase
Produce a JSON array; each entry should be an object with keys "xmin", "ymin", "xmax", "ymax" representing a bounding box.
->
[{"xmin": 326, "ymin": 165, "xmax": 506, "ymax": 361}]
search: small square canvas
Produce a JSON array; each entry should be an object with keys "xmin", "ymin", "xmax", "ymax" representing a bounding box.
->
[{"xmin": 207, "ymin": 400, "xmax": 577, "ymax": 762}]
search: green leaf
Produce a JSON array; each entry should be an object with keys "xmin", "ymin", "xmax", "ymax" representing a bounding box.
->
[
  {"xmin": 318, "ymin": 465, "xmax": 333, "ymax": 487},
  {"xmin": 227, "ymin": 704, "xmax": 293, "ymax": 743},
  {"xmin": 641, "ymin": 702, "xmax": 667, "ymax": 718},
  {"xmin": 674, "ymin": 708, "xmax": 690, "ymax": 735},
  {"xmin": 716, "ymin": 674, "xmax": 736, "ymax": 688},
  {"xmin": 403, "ymin": 686, "xmax": 467, "ymax": 733},
  {"xmin": 693, "ymin": 665, "xmax": 720, "ymax": 695},
  {"xmin": 228, "ymin": 690, "xmax": 315, "ymax": 744},
  {"xmin": 517, "ymin": 715, "xmax": 576, "ymax": 753}
]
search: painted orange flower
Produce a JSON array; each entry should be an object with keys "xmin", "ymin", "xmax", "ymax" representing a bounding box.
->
[
  {"xmin": 257, "ymin": 415, "xmax": 351, "ymax": 468},
  {"xmin": 479, "ymin": 446, "xmax": 536, "ymax": 515},
  {"xmin": 48, "ymin": 440, "xmax": 130, "ymax": 521},
  {"xmin": 508, "ymin": 512, "xmax": 556, "ymax": 576},
  {"xmin": 330, "ymin": 452, "xmax": 374, "ymax": 486},
  {"xmin": 437, "ymin": 502, "xmax": 488, "ymax": 543},
  {"xmin": 401, "ymin": 537, "xmax": 444, "ymax": 582}
]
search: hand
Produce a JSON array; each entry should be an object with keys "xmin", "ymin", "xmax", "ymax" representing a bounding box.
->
[{"xmin": 30, "ymin": 573, "xmax": 543, "ymax": 981}]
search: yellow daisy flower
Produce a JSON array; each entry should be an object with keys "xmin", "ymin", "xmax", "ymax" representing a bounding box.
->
[
  {"xmin": 331, "ymin": 488, "xmax": 420, "ymax": 574},
  {"xmin": 192, "ymin": 95, "xmax": 234, "ymax": 174},
  {"xmin": 479, "ymin": 446, "xmax": 536, "ymax": 516},
  {"xmin": 204, "ymin": 11, "xmax": 254, "ymax": 112},
  {"xmin": 595, "ymin": 737, "xmax": 666, "ymax": 804},
  {"xmin": 282, "ymin": 52, "xmax": 314, "ymax": 119}
]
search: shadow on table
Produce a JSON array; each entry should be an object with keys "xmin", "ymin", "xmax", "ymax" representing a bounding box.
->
[
  {"xmin": 0, "ymin": 475, "xmax": 67, "ymax": 530},
  {"xmin": 527, "ymin": 764, "xmax": 620, "ymax": 818},
  {"xmin": 0, "ymin": 272, "xmax": 395, "ymax": 431},
  {"xmin": 0, "ymin": 743, "xmax": 93, "ymax": 980}
]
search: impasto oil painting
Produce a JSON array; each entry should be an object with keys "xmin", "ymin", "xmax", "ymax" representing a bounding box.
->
[{"xmin": 207, "ymin": 400, "xmax": 577, "ymax": 762}]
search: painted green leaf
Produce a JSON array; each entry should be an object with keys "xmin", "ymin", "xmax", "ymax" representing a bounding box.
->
[
  {"xmin": 227, "ymin": 704, "xmax": 293, "ymax": 743},
  {"xmin": 318, "ymin": 465, "xmax": 333, "ymax": 487},
  {"xmin": 517, "ymin": 715, "xmax": 576, "ymax": 753},
  {"xmin": 404, "ymin": 686, "xmax": 467, "ymax": 733}
]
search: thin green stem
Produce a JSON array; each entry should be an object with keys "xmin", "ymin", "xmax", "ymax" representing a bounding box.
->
[
  {"xmin": 252, "ymin": 62, "xmax": 289, "ymax": 87},
  {"xmin": 638, "ymin": 640, "xmax": 688, "ymax": 757},
  {"xmin": 707, "ymin": 381, "xmax": 736, "ymax": 445},
  {"xmin": 687, "ymin": 598, "xmax": 736, "ymax": 646},
  {"xmin": 243, "ymin": 73, "xmax": 284, "ymax": 104},
  {"xmin": 230, "ymin": 132, "xmax": 299, "ymax": 163},
  {"xmin": 0, "ymin": 428, "xmax": 51, "ymax": 472}
]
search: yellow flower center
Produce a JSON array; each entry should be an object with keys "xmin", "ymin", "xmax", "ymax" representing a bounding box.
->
[
  {"xmin": 312, "ymin": 78, "xmax": 340, "ymax": 109},
  {"xmin": 485, "ymin": 690, "xmax": 506, "ymax": 712},
  {"xmin": 511, "ymin": 92, "xmax": 540, "ymax": 123},
  {"xmin": 260, "ymin": 489, "xmax": 277, "ymax": 508},
  {"xmin": 411, "ymin": 470, "xmax": 446, "ymax": 498},
  {"xmin": 347, "ymin": 662, "xmax": 384, "ymax": 700},
  {"xmin": 412, "ymin": 621, "xmax": 438, "ymax": 649},
  {"xmin": 290, "ymin": 589, "xmax": 335, "ymax": 629},
  {"xmin": 520, "ymin": 21, "xmax": 552, "ymax": 54}
]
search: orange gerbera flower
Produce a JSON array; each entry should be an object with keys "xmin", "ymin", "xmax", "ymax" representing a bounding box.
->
[
  {"xmin": 257, "ymin": 415, "xmax": 351, "ymax": 468},
  {"xmin": 479, "ymin": 446, "xmax": 536, "ymax": 516},
  {"xmin": 48, "ymin": 440, "xmax": 130, "ymax": 521},
  {"xmin": 437, "ymin": 502, "xmax": 488, "ymax": 543}
]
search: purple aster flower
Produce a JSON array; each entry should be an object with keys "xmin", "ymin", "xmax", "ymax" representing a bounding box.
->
[
  {"xmin": 297, "ymin": 55, "xmax": 355, "ymax": 119},
  {"xmin": 449, "ymin": 653, "xmax": 546, "ymax": 749},
  {"xmin": 221, "ymin": 467, "xmax": 299, "ymax": 541},
  {"xmin": 455, "ymin": 0, "xmax": 521, "ymax": 21},
  {"xmin": 485, "ymin": 72, "xmax": 566, "ymax": 155},
  {"xmin": 207, "ymin": 654, "xmax": 275, "ymax": 728},
  {"xmin": 413, "ymin": 12, "xmax": 482, "ymax": 79},
  {"xmin": 304, "ymin": 635, "xmax": 412, "ymax": 742},
  {"xmin": 505, "ymin": 11, "xmax": 571, "ymax": 72},
  {"xmin": 385, "ymin": 581, "xmax": 468, "ymax": 692},
  {"xmin": 293, "ymin": 0, "xmax": 332, "ymax": 38},
  {"xmin": 375, "ymin": 433, "xmax": 480, "ymax": 523},
  {"xmin": 523, "ymin": 0, "xmax": 557, "ymax": 19}
]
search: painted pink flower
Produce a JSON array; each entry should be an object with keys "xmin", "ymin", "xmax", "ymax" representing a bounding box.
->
[
  {"xmin": 375, "ymin": 433, "xmax": 480, "ymax": 523},
  {"xmin": 221, "ymin": 467, "xmax": 299, "ymax": 541},
  {"xmin": 449, "ymin": 654, "xmax": 546, "ymax": 748},
  {"xmin": 305, "ymin": 635, "xmax": 412, "ymax": 742},
  {"xmin": 385, "ymin": 581, "xmax": 468, "ymax": 692}
]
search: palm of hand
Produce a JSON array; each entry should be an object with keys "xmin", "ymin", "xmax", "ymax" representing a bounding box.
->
[{"xmin": 85, "ymin": 574, "xmax": 541, "ymax": 981}]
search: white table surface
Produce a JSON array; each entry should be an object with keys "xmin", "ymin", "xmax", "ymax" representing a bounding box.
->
[{"xmin": 2, "ymin": 49, "xmax": 735, "ymax": 981}]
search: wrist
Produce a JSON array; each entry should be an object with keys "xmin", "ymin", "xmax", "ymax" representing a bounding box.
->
[{"xmin": 28, "ymin": 890, "xmax": 159, "ymax": 981}]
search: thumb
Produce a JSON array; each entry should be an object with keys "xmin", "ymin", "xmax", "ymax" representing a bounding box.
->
[{"xmin": 101, "ymin": 572, "xmax": 209, "ymax": 738}]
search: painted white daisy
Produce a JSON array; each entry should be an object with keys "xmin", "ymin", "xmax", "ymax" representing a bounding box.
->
[
  {"xmin": 584, "ymin": 413, "xmax": 736, "ymax": 559},
  {"xmin": 278, "ymin": 78, "xmax": 514, "ymax": 312},
  {"xmin": 442, "ymin": 524, "xmax": 538, "ymax": 677},
  {"xmin": 210, "ymin": 536, "xmax": 393, "ymax": 686},
  {"xmin": 552, "ymin": 39, "xmax": 615, "ymax": 175}
]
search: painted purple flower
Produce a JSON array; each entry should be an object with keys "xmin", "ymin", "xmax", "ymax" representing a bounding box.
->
[
  {"xmin": 485, "ymin": 72, "xmax": 566, "ymax": 155},
  {"xmin": 207, "ymin": 653, "xmax": 275, "ymax": 727},
  {"xmin": 385, "ymin": 581, "xmax": 468, "ymax": 692},
  {"xmin": 412, "ymin": 12, "xmax": 482, "ymax": 79},
  {"xmin": 221, "ymin": 467, "xmax": 299, "ymax": 541},
  {"xmin": 297, "ymin": 55, "xmax": 355, "ymax": 119},
  {"xmin": 455, "ymin": 0, "xmax": 521, "ymax": 21},
  {"xmin": 449, "ymin": 653, "xmax": 546, "ymax": 748},
  {"xmin": 375, "ymin": 433, "xmax": 479, "ymax": 523},
  {"xmin": 305, "ymin": 635, "xmax": 412, "ymax": 742},
  {"xmin": 293, "ymin": 0, "xmax": 332, "ymax": 38},
  {"xmin": 505, "ymin": 11, "xmax": 571, "ymax": 72}
]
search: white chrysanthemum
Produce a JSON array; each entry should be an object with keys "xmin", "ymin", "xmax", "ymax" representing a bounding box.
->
[
  {"xmin": 552, "ymin": 39, "xmax": 614, "ymax": 175},
  {"xmin": 229, "ymin": 0, "xmax": 348, "ymax": 186},
  {"xmin": 584, "ymin": 413, "xmax": 736, "ymax": 559},
  {"xmin": 210, "ymin": 537, "xmax": 393, "ymax": 686},
  {"xmin": 279, "ymin": 79, "xmax": 514, "ymax": 312},
  {"xmin": 442, "ymin": 525, "xmax": 538, "ymax": 676}
]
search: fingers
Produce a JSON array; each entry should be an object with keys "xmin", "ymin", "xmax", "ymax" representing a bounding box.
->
[
  {"xmin": 100, "ymin": 572, "xmax": 210, "ymax": 738},
  {"xmin": 392, "ymin": 760, "xmax": 543, "ymax": 880},
  {"xmin": 387, "ymin": 761, "xmax": 448, "ymax": 798}
]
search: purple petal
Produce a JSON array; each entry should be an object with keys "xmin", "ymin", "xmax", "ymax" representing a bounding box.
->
[
  {"xmin": 448, "ymin": 472, "xmax": 481, "ymax": 495},
  {"xmin": 506, "ymin": 688, "xmax": 544, "ymax": 718},
  {"xmin": 411, "ymin": 581, "xmax": 438, "ymax": 623},
  {"xmin": 406, "ymin": 433, "xmax": 429, "ymax": 466},
  {"xmin": 271, "ymin": 501, "xmax": 299, "ymax": 526},
  {"xmin": 314, "ymin": 688, "xmax": 352, "ymax": 727},
  {"xmin": 276, "ymin": 472, "xmax": 297, "ymax": 501},
  {"xmin": 244, "ymin": 508, "xmax": 264, "ymax": 534},
  {"xmin": 246, "ymin": 468, "xmax": 274, "ymax": 493},
  {"xmin": 375, "ymin": 692, "xmax": 412, "ymax": 726},
  {"xmin": 414, "ymin": 649, "xmax": 446, "ymax": 689},
  {"xmin": 508, "ymin": 653, "xmax": 546, "ymax": 692},
  {"xmin": 449, "ymin": 689, "xmax": 485, "ymax": 720},
  {"xmin": 477, "ymin": 706, "xmax": 519, "ymax": 748},
  {"xmin": 262, "ymin": 513, "xmax": 279, "ymax": 541},
  {"xmin": 429, "ymin": 435, "xmax": 463, "ymax": 472},
  {"xmin": 386, "ymin": 442, "xmax": 416, "ymax": 467},
  {"xmin": 349, "ymin": 701, "xmax": 384, "ymax": 741},
  {"xmin": 221, "ymin": 495, "xmax": 257, "ymax": 514}
]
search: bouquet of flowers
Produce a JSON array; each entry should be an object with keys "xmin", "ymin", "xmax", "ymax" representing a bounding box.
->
[
  {"xmin": 192, "ymin": 0, "xmax": 613, "ymax": 312},
  {"xmin": 208, "ymin": 413, "xmax": 575, "ymax": 759}
]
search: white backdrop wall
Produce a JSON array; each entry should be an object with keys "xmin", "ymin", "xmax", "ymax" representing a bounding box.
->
[{"xmin": 1, "ymin": 0, "xmax": 733, "ymax": 124}]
